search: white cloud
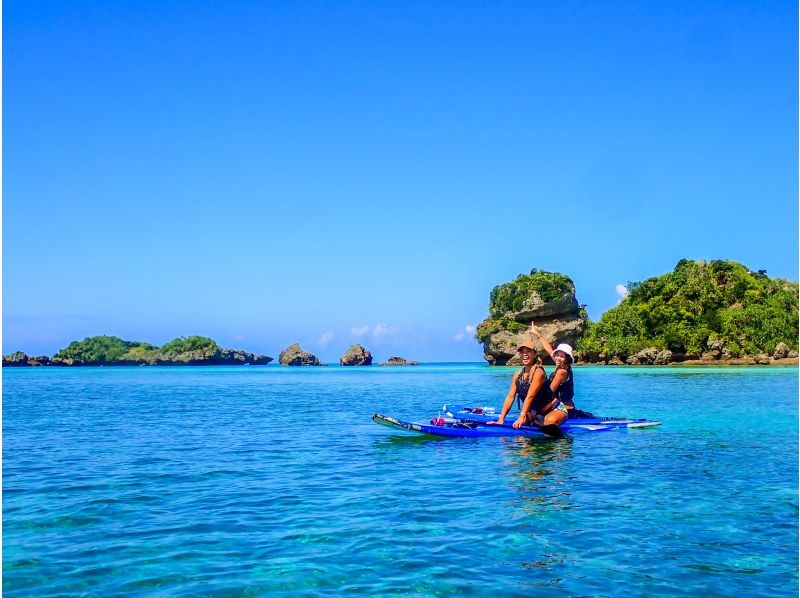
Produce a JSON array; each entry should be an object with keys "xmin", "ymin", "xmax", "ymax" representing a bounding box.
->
[
  {"xmin": 616, "ymin": 284, "xmax": 629, "ymax": 302},
  {"xmin": 351, "ymin": 324, "xmax": 394, "ymax": 338},
  {"xmin": 372, "ymin": 324, "xmax": 390, "ymax": 337},
  {"xmin": 454, "ymin": 324, "xmax": 477, "ymax": 342},
  {"xmin": 318, "ymin": 330, "xmax": 335, "ymax": 347}
]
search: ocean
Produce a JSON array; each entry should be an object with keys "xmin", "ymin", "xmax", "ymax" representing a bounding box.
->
[{"xmin": 3, "ymin": 364, "xmax": 798, "ymax": 596}]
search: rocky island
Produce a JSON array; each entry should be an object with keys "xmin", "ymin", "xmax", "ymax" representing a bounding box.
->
[
  {"xmin": 380, "ymin": 356, "xmax": 419, "ymax": 366},
  {"xmin": 278, "ymin": 343, "xmax": 321, "ymax": 366},
  {"xmin": 340, "ymin": 344, "xmax": 372, "ymax": 366},
  {"xmin": 476, "ymin": 269, "xmax": 588, "ymax": 365},
  {"xmin": 2, "ymin": 335, "xmax": 273, "ymax": 367},
  {"xmin": 476, "ymin": 260, "xmax": 798, "ymax": 366},
  {"xmin": 577, "ymin": 259, "xmax": 798, "ymax": 365}
]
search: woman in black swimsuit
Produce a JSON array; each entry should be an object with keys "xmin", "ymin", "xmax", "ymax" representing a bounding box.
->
[{"xmin": 530, "ymin": 324, "xmax": 595, "ymax": 419}]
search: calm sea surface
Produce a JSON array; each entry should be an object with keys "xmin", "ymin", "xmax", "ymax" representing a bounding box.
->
[{"xmin": 3, "ymin": 364, "xmax": 798, "ymax": 596}]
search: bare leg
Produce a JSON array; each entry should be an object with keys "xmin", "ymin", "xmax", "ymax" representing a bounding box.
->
[{"xmin": 543, "ymin": 409, "xmax": 567, "ymax": 427}]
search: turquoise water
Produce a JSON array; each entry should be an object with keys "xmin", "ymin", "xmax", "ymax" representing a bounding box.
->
[{"xmin": 4, "ymin": 364, "xmax": 798, "ymax": 596}]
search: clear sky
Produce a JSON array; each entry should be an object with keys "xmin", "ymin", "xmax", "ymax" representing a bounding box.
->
[{"xmin": 4, "ymin": 1, "xmax": 798, "ymax": 362}]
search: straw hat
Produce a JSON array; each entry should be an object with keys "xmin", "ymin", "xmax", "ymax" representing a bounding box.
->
[{"xmin": 516, "ymin": 340, "xmax": 537, "ymax": 352}]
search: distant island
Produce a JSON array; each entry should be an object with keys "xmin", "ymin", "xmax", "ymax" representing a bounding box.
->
[
  {"xmin": 3, "ymin": 337, "xmax": 421, "ymax": 368},
  {"xmin": 3, "ymin": 335, "xmax": 273, "ymax": 367},
  {"xmin": 477, "ymin": 259, "xmax": 798, "ymax": 366}
]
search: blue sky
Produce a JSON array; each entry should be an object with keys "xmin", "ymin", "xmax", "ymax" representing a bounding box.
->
[{"xmin": 4, "ymin": 1, "xmax": 797, "ymax": 362}]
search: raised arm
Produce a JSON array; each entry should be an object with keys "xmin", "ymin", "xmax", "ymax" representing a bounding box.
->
[{"xmin": 530, "ymin": 323, "xmax": 555, "ymax": 357}]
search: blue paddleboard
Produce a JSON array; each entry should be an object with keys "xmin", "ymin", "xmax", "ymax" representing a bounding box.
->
[
  {"xmin": 441, "ymin": 404, "xmax": 662, "ymax": 429},
  {"xmin": 372, "ymin": 413, "xmax": 610, "ymax": 438}
]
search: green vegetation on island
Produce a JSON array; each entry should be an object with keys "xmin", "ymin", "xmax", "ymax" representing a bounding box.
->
[
  {"xmin": 488, "ymin": 269, "xmax": 575, "ymax": 315},
  {"xmin": 476, "ymin": 269, "xmax": 577, "ymax": 339},
  {"xmin": 577, "ymin": 259, "xmax": 799, "ymax": 361},
  {"xmin": 54, "ymin": 336, "xmax": 157, "ymax": 363}
]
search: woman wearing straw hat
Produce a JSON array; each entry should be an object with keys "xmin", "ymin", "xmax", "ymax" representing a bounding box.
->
[
  {"xmin": 488, "ymin": 339, "xmax": 569, "ymax": 433},
  {"xmin": 530, "ymin": 323, "xmax": 595, "ymax": 419}
]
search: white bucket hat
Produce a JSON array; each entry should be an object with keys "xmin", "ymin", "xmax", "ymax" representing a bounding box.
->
[{"xmin": 553, "ymin": 343, "xmax": 574, "ymax": 364}]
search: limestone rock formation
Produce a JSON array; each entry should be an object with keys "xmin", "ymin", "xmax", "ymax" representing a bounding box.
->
[
  {"xmin": 653, "ymin": 350, "xmax": 674, "ymax": 365},
  {"xmin": 506, "ymin": 293, "xmax": 579, "ymax": 321},
  {"xmin": 2, "ymin": 352, "xmax": 51, "ymax": 367},
  {"xmin": 340, "ymin": 344, "xmax": 372, "ymax": 366},
  {"xmin": 625, "ymin": 348, "xmax": 674, "ymax": 365},
  {"xmin": 380, "ymin": 356, "xmax": 419, "ymax": 366},
  {"xmin": 773, "ymin": 342, "xmax": 791, "ymax": 359},
  {"xmin": 701, "ymin": 338, "xmax": 725, "ymax": 361},
  {"xmin": 250, "ymin": 354, "xmax": 274, "ymax": 365},
  {"xmin": 49, "ymin": 357, "xmax": 77, "ymax": 366},
  {"xmin": 116, "ymin": 347, "xmax": 273, "ymax": 366},
  {"xmin": 3, "ymin": 351, "xmax": 30, "ymax": 367},
  {"xmin": 279, "ymin": 343, "xmax": 321, "ymax": 366},
  {"xmin": 214, "ymin": 349, "xmax": 273, "ymax": 365},
  {"xmin": 476, "ymin": 270, "xmax": 588, "ymax": 366}
]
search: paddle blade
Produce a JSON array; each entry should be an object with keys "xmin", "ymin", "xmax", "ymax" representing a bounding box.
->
[{"xmin": 541, "ymin": 424, "xmax": 565, "ymax": 438}]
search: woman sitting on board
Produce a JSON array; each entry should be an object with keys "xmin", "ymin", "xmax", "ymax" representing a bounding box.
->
[
  {"xmin": 488, "ymin": 340, "xmax": 569, "ymax": 431},
  {"xmin": 529, "ymin": 324, "xmax": 595, "ymax": 419}
]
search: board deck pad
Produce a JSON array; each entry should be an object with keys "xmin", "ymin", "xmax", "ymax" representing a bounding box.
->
[
  {"xmin": 441, "ymin": 404, "xmax": 662, "ymax": 429},
  {"xmin": 372, "ymin": 413, "xmax": 613, "ymax": 438}
]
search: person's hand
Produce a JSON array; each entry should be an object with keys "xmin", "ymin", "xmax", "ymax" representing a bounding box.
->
[
  {"xmin": 530, "ymin": 323, "xmax": 541, "ymax": 337},
  {"xmin": 513, "ymin": 416, "xmax": 526, "ymax": 429}
]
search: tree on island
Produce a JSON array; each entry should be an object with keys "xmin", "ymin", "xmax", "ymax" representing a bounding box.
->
[
  {"xmin": 577, "ymin": 259, "xmax": 799, "ymax": 360},
  {"xmin": 159, "ymin": 336, "xmax": 219, "ymax": 356},
  {"xmin": 53, "ymin": 335, "xmax": 156, "ymax": 364}
]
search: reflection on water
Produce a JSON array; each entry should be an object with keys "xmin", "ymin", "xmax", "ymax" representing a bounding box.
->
[
  {"xmin": 497, "ymin": 437, "xmax": 575, "ymax": 583},
  {"xmin": 501, "ymin": 436, "xmax": 575, "ymax": 520},
  {"xmin": 503, "ymin": 436, "xmax": 574, "ymax": 483},
  {"xmin": 372, "ymin": 434, "xmax": 448, "ymax": 449}
]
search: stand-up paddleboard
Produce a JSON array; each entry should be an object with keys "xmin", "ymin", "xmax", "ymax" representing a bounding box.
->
[
  {"xmin": 372, "ymin": 413, "xmax": 610, "ymax": 438},
  {"xmin": 441, "ymin": 404, "xmax": 662, "ymax": 429}
]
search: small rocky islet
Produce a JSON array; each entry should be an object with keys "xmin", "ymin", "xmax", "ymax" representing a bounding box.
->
[
  {"xmin": 340, "ymin": 344, "xmax": 372, "ymax": 366},
  {"xmin": 276, "ymin": 344, "xmax": 418, "ymax": 366},
  {"xmin": 5, "ymin": 259, "xmax": 797, "ymax": 368},
  {"xmin": 278, "ymin": 343, "xmax": 322, "ymax": 366}
]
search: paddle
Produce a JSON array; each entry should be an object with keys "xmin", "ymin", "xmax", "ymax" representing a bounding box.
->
[{"xmin": 540, "ymin": 424, "xmax": 565, "ymax": 438}]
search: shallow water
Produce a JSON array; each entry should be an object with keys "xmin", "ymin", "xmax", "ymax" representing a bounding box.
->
[{"xmin": 4, "ymin": 364, "xmax": 798, "ymax": 596}]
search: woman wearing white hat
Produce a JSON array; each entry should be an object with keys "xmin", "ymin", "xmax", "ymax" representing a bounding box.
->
[{"xmin": 530, "ymin": 324, "xmax": 595, "ymax": 419}]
